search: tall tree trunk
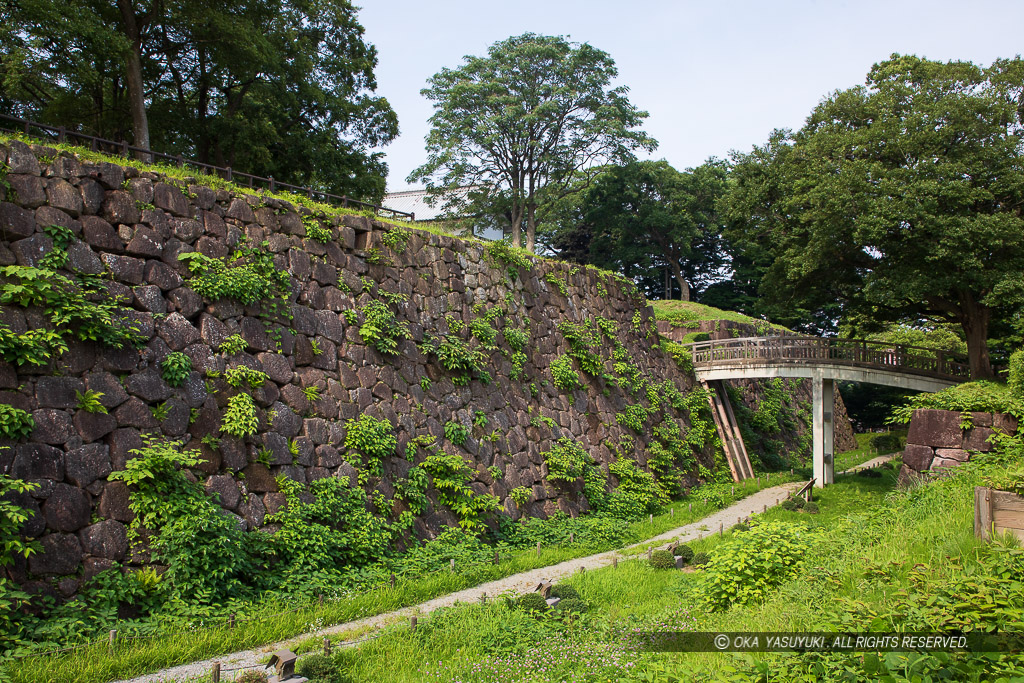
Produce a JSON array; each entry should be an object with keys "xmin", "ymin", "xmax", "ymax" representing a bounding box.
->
[
  {"xmin": 117, "ymin": 0, "xmax": 150, "ymax": 159},
  {"xmin": 667, "ymin": 260, "xmax": 690, "ymax": 302},
  {"xmin": 960, "ymin": 303, "xmax": 993, "ymax": 379},
  {"xmin": 509, "ymin": 204, "xmax": 523, "ymax": 248},
  {"xmin": 526, "ymin": 202, "xmax": 537, "ymax": 253}
]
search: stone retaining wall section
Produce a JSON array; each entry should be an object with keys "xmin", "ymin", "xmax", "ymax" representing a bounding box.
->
[{"xmin": 900, "ymin": 408, "xmax": 1018, "ymax": 483}]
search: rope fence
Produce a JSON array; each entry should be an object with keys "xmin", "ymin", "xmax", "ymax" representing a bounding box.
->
[{"xmin": 0, "ymin": 113, "xmax": 415, "ymax": 222}]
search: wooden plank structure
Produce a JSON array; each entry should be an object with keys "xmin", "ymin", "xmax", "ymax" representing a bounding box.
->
[
  {"xmin": 975, "ymin": 486, "xmax": 1024, "ymax": 541},
  {"xmin": 701, "ymin": 379, "xmax": 754, "ymax": 482}
]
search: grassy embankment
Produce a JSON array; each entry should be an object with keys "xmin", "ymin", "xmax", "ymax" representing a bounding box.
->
[
  {"xmin": 649, "ymin": 300, "xmax": 789, "ymax": 333},
  {"xmin": 8, "ymin": 474, "xmax": 800, "ymax": 683},
  {"xmin": 280, "ymin": 432, "xmax": 1024, "ymax": 683}
]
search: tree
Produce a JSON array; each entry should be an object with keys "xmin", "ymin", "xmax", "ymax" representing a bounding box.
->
[
  {"xmin": 409, "ymin": 33, "xmax": 655, "ymax": 252},
  {"xmin": 0, "ymin": 0, "xmax": 397, "ymax": 200},
  {"xmin": 722, "ymin": 55, "xmax": 1024, "ymax": 378},
  {"xmin": 582, "ymin": 161, "xmax": 728, "ymax": 300}
]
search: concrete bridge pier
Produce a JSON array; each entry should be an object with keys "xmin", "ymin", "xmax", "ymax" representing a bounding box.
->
[{"xmin": 812, "ymin": 375, "xmax": 835, "ymax": 488}]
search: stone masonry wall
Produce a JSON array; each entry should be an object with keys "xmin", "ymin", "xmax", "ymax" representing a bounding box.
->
[
  {"xmin": 900, "ymin": 408, "xmax": 1018, "ymax": 483},
  {"xmin": 0, "ymin": 139, "xmax": 715, "ymax": 594}
]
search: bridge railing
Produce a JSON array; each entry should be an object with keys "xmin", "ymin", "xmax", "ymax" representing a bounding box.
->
[{"xmin": 688, "ymin": 336, "xmax": 971, "ymax": 381}]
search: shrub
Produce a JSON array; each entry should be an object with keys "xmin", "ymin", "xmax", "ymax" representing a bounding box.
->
[
  {"xmin": 510, "ymin": 486, "xmax": 531, "ymax": 507},
  {"xmin": 517, "ymin": 592, "xmax": 549, "ymax": 613},
  {"xmin": 542, "ymin": 438, "xmax": 589, "ymax": 484},
  {"xmin": 650, "ymin": 549, "xmax": 676, "ymax": 569},
  {"xmin": 780, "ymin": 498, "xmax": 797, "ymax": 511},
  {"xmin": 160, "ymin": 351, "xmax": 192, "ymax": 387},
  {"xmin": 219, "ymin": 334, "xmax": 247, "ymax": 355},
  {"xmin": 358, "ymin": 300, "xmax": 411, "ymax": 355},
  {"xmin": 870, "ymin": 432, "xmax": 903, "ymax": 454},
  {"xmin": 1010, "ymin": 349, "xmax": 1024, "ymax": 401},
  {"xmin": 550, "ymin": 354, "xmax": 582, "ymax": 391},
  {"xmin": 221, "ymin": 393, "xmax": 258, "ymax": 438},
  {"xmin": 556, "ymin": 597, "xmax": 587, "ymax": 614},
  {"xmin": 676, "ymin": 544, "xmax": 695, "ymax": 564},
  {"xmin": 75, "ymin": 389, "xmax": 107, "ymax": 414},
  {"xmin": 343, "ymin": 414, "xmax": 396, "ymax": 477},
  {"xmin": 791, "ymin": 496, "xmax": 806, "ymax": 509},
  {"xmin": 607, "ymin": 458, "xmax": 666, "ymax": 519},
  {"xmin": 697, "ymin": 521, "xmax": 814, "ymax": 610},
  {"xmin": 235, "ymin": 671, "xmax": 268, "ymax": 683},
  {"xmin": 550, "ymin": 584, "xmax": 580, "ymax": 601},
  {"xmin": 178, "ymin": 244, "xmax": 289, "ymax": 309},
  {"xmin": 444, "ymin": 420, "xmax": 469, "ymax": 446},
  {"xmin": 692, "ymin": 551, "xmax": 710, "ymax": 567},
  {"xmin": 0, "ymin": 404, "xmax": 34, "ymax": 440},
  {"xmin": 803, "ymin": 501, "xmax": 820, "ymax": 514},
  {"xmin": 225, "ymin": 365, "xmax": 268, "ymax": 389},
  {"xmin": 733, "ymin": 522, "xmax": 750, "ymax": 532}
]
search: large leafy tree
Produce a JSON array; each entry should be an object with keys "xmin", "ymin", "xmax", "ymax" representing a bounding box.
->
[
  {"xmin": 555, "ymin": 160, "xmax": 728, "ymax": 300},
  {"xmin": 409, "ymin": 33, "xmax": 655, "ymax": 253},
  {"xmin": 0, "ymin": 0, "xmax": 397, "ymax": 200},
  {"xmin": 723, "ymin": 55, "xmax": 1024, "ymax": 378}
]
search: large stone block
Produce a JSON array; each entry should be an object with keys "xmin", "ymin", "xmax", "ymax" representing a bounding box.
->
[
  {"xmin": 36, "ymin": 377, "xmax": 85, "ymax": 409},
  {"xmin": 42, "ymin": 483, "xmax": 91, "ymax": 532},
  {"xmin": 11, "ymin": 443, "xmax": 64, "ymax": 481},
  {"xmin": 98, "ymin": 481, "xmax": 133, "ymax": 522},
  {"xmin": 158, "ymin": 312, "xmax": 201, "ymax": 351},
  {"xmin": 906, "ymin": 409, "xmax": 963, "ymax": 449},
  {"xmin": 29, "ymin": 533, "xmax": 82, "ymax": 576},
  {"xmin": 65, "ymin": 443, "xmax": 111, "ymax": 487},
  {"xmin": 205, "ymin": 474, "xmax": 241, "ymax": 510},
  {"xmin": 45, "ymin": 178, "xmax": 83, "ymax": 216},
  {"xmin": 963, "ymin": 426, "xmax": 997, "ymax": 452},
  {"xmin": 79, "ymin": 519, "xmax": 127, "ymax": 561},
  {"xmin": 153, "ymin": 182, "xmax": 190, "ymax": 217},
  {"xmin": 74, "ymin": 410, "xmax": 118, "ymax": 443},
  {"xmin": 0, "ymin": 202, "xmax": 37, "ymax": 238},
  {"xmin": 30, "ymin": 409, "xmax": 74, "ymax": 445}
]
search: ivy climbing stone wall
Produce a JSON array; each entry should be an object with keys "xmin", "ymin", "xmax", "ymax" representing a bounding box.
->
[{"xmin": 0, "ymin": 139, "xmax": 719, "ymax": 593}]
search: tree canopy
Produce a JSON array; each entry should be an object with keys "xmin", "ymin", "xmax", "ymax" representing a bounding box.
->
[
  {"xmin": 722, "ymin": 54, "xmax": 1024, "ymax": 378},
  {"xmin": 409, "ymin": 33, "xmax": 656, "ymax": 252},
  {"xmin": 0, "ymin": 0, "xmax": 397, "ymax": 201}
]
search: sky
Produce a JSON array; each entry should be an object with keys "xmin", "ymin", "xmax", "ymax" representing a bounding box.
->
[{"xmin": 358, "ymin": 0, "xmax": 1024, "ymax": 193}]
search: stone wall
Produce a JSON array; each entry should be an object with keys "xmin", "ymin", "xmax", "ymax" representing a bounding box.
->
[
  {"xmin": 900, "ymin": 408, "xmax": 1018, "ymax": 482},
  {"xmin": 0, "ymin": 139, "xmax": 720, "ymax": 593}
]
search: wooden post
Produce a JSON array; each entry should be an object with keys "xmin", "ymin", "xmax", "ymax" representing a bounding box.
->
[
  {"xmin": 229, "ymin": 613, "xmax": 235, "ymax": 629},
  {"xmin": 613, "ymin": 556, "xmax": 618, "ymax": 568},
  {"xmin": 975, "ymin": 486, "xmax": 994, "ymax": 541},
  {"xmin": 649, "ymin": 514, "xmax": 653, "ymax": 524},
  {"xmin": 536, "ymin": 541, "xmax": 541, "ymax": 557},
  {"xmin": 719, "ymin": 523, "xmax": 723, "ymax": 537},
  {"xmin": 493, "ymin": 551, "xmax": 499, "ymax": 565},
  {"xmin": 449, "ymin": 558, "xmax": 455, "ymax": 571},
  {"xmin": 480, "ymin": 592, "xmax": 487, "ymax": 603},
  {"xmin": 689, "ymin": 503, "xmax": 692, "ymax": 513},
  {"xmin": 212, "ymin": 662, "xmax": 221, "ymax": 683},
  {"xmin": 731, "ymin": 486, "xmax": 734, "ymax": 496},
  {"xmin": 410, "ymin": 616, "xmax": 417, "ymax": 631},
  {"xmin": 763, "ymin": 504, "xmax": 767, "ymax": 513},
  {"xmin": 108, "ymin": 629, "xmax": 117, "ymax": 651},
  {"xmin": 670, "ymin": 507, "xmax": 674, "ymax": 518},
  {"xmin": 647, "ymin": 548, "xmax": 652, "ymax": 561},
  {"xmin": 318, "ymin": 593, "xmax": 324, "ymax": 606},
  {"xmin": 390, "ymin": 573, "xmax": 396, "ymax": 589},
  {"xmin": 569, "ymin": 532, "xmax": 574, "ymax": 543},
  {"xmin": 323, "ymin": 638, "xmax": 331, "ymax": 656}
]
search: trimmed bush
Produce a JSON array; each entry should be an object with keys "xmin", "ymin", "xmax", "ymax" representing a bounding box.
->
[
  {"xmin": 803, "ymin": 501, "xmax": 820, "ymax": 514},
  {"xmin": 692, "ymin": 551, "xmax": 710, "ymax": 567},
  {"xmin": 780, "ymin": 498, "xmax": 797, "ymax": 511},
  {"xmin": 733, "ymin": 522, "xmax": 750, "ymax": 532},
  {"xmin": 791, "ymin": 496, "xmax": 806, "ymax": 509},
  {"xmin": 649, "ymin": 549, "xmax": 675, "ymax": 569},
  {"xmin": 297, "ymin": 654, "xmax": 347, "ymax": 683},
  {"xmin": 556, "ymin": 597, "xmax": 587, "ymax": 614},
  {"xmin": 550, "ymin": 584, "xmax": 579, "ymax": 601},
  {"xmin": 517, "ymin": 592, "xmax": 550, "ymax": 613},
  {"xmin": 236, "ymin": 671, "xmax": 268, "ymax": 683},
  {"xmin": 676, "ymin": 544, "xmax": 694, "ymax": 564}
]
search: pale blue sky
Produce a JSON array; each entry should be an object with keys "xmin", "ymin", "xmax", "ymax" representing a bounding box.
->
[{"xmin": 359, "ymin": 0, "xmax": 1024, "ymax": 192}]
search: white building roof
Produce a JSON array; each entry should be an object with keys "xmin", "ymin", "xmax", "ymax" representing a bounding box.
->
[{"xmin": 382, "ymin": 187, "xmax": 477, "ymax": 221}]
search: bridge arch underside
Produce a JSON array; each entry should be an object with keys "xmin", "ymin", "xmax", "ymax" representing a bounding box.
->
[{"xmin": 695, "ymin": 362, "xmax": 958, "ymax": 488}]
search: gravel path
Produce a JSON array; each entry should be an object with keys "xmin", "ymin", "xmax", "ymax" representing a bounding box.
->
[
  {"xmin": 118, "ymin": 481, "xmax": 811, "ymax": 683},
  {"xmin": 120, "ymin": 456, "xmax": 898, "ymax": 682}
]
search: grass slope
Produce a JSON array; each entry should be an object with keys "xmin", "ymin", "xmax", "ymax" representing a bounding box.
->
[{"xmin": 649, "ymin": 300, "xmax": 788, "ymax": 333}]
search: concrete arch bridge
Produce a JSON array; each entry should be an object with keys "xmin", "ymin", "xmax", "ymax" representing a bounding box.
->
[{"xmin": 687, "ymin": 336, "xmax": 969, "ymax": 487}]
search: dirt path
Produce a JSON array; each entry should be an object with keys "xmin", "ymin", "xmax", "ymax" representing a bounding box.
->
[
  {"xmin": 119, "ymin": 481, "xmax": 812, "ymax": 682},
  {"xmin": 119, "ymin": 456, "xmax": 901, "ymax": 681}
]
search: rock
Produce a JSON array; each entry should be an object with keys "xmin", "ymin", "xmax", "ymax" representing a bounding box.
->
[
  {"xmin": 42, "ymin": 483, "xmax": 91, "ymax": 532},
  {"xmin": 133, "ymin": 284, "xmax": 167, "ymax": 313},
  {"xmin": 11, "ymin": 443, "xmax": 64, "ymax": 481},
  {"xmin": 84, "ymin": 372, "xmax": 129, "ymax": 410},
  {"xmin": 0, "ymin": 202, "xmax": 37, "ymax": 238},
  {"xmin": 906, "ymin": 409, "xmax": 963, "ymax": 449},
  {"xmin": 205, "ymin": 475, "xmax": 241, "ymax": 509},
  {"xmin": 101, "ymin": 253, "xmax": 145, "ymax": 284},
  {"xmin": 123, "ymin": 369, "xmax": 172, "ymax": 403},
  {"xmin": 36, "ymin": 377, "xmax": 86, "ymax": 409},
  {"xmin": 225, "ymin": 199, "xmax": 256, "ymax": 223},
  {"xmin": 963, "ymin": 426, "xmax": 997, "ymax": 452},
  {"xmin": 126, "ymin": 227, "xmax": 163, "ymax": 257},
  {"xmin": 7, "ymin": 140, "xmax": 41, "ymax": 175},
  {"xmin": 168, "ymin": 287, "xmax": 204, "ymax": 318},
  {"xmin": 994, "ymin": 412, "xmax": 1019, "ymax": 435},
  {"xmin": 7, "ymin": 175, "xmax": 46, "ymax": 207},
  {"xmin": 45, "ymin": 178, "xmax": 83, "ymax": 216},
  {"xmin": 114, "ymin": 397, "xmax": 159, "ymax": 429},
  {"xmin": 73, "ymin": 409, "xmax": 118, "ymax": 443},
  {"xmin": 934, "ymin": 447, "xmax": 969, "ymax": 463},
  {"xmin": 238, "ymin": 493, "xmax": 266, "ymax": 529},
  {"xmin": 78, "ymin": 178, "xmax": 105, "ymax": 214},
  {"xmin": 66, "ymin": 241, "xmax": 103, "ymax": 274},
  {"xmin": 81, "ymin": 215, "xmax": 124, "ymax": 251},
  {"xmin": 242, "ymin": 464, "xmax": 278, "ymax": 492},
  {"xmin": 79, "ymin": 520, "xmax": 127, "ymax": 561},
  {"xmin": 258, "ymin": 352, "xmax": 293, "ymax": 384},
  {"xmin": 159, "ymin": 312, "xmax": 201, "ymax": 350},
  {"xmin": 85, "ymin": 162, "xmax": 125, "ymax": 190},
  {"xmin": 153, "ymin": 183, "xmax": 190, "ymax": 217},
  {"xmin": 103, "ymin": 190, "xmax": 140, "ymax": 225},
  {"xmin": 64, "ymin": 443, "xmax": 112, "ymax": 487},
  {"xmin": 30, "ymin": 409, "xmax": 74, "ymax": 445},
  {"xmin": 901, "ymin": 444, "xmax": 934, "ymax": 472},
  {"xmin": 144, "ymin": 260, "xmax": 184, "ymax": 291},
  {"xmin": 98, "ymin": 481, "xmax": 133, "ymax": 522},
  {"xmin": 11, "ymin": 233, "xmax": 53, "ymax": 267},
  {"xmin": 28, "ymin": 533, "xmax": 82, "ymax": 576}
]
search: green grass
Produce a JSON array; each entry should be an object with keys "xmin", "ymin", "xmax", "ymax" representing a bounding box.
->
[
  {"xmin": 650, "ymin": 300, "xmax": 789, "ymax": 333},
  {"xmin": 315, "ymin": 459, "xmax": 1016, "ymax": 682},
  {"xmin": 6, "ymin": 474, "xmax": 796, "ymax": 683},
  {"xmin": 834, "ymin": 430, "xmax": 905, "ymax": 473}
]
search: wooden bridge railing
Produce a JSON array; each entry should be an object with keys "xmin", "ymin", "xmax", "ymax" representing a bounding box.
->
[{"xmin": 688, "ymin": 336, "xmax": 971, "ymax": 382}]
